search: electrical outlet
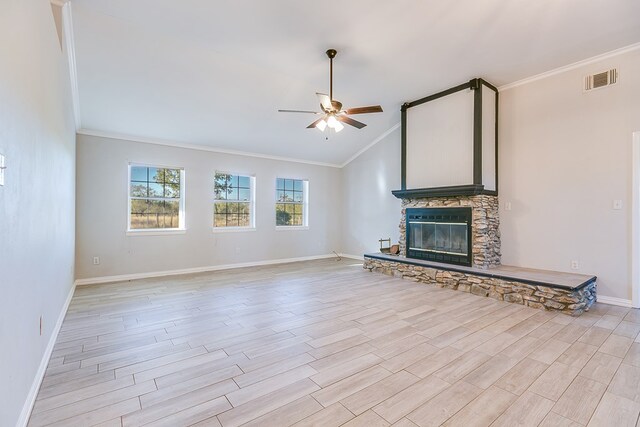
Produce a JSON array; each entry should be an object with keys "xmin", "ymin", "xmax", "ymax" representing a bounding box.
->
[
  {"xmin": 504, "ymin": 202, "xmax": 512, "ymax": 211},
  {"xmin": 613, "ymin": 200, "xmax": 623, "ymax": 210},
  {"xmin": 571, "ymin": 260, "xmax": 579, "ymax": 270},
  {"xmin": 93, "ymin": 256, "xmax": 100, "ymax": 265},
  {"xmin": 235, "ymin": 247, "xmax": 241, "ymax": 254}
]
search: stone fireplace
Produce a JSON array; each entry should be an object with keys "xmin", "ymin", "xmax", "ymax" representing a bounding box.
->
[
  {"xmin": 400, "ymin": 195, "xmax": 500, "ymax": 269},
  {"xmin": 363, "ymin": 78, "xmax": 597, "ymax": 316}
]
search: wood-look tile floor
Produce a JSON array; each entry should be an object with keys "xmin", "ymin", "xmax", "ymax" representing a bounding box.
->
[{"xmin": 29, "ymin": 259, "xmax": 640, "ymax": 427}]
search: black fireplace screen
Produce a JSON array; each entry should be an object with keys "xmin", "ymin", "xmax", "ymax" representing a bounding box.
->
[{"xmin": 406, "ymin": 207, "xmax": 472, "ymax": 266}]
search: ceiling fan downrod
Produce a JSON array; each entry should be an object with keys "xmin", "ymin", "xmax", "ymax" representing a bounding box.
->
[{"xmin": 326, "ymin": 49, "xmax": 337, "ymax": 103}]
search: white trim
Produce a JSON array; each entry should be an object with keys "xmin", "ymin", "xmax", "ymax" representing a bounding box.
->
[
  {"xmin": 275, "ymin": 226, "xmax": 309, "ymax": 231},
  {"xmin": 340, "ymin": 123, "xmax": 401, "ymax": 167},
  {"xmin": 632, "ymin": 131, "xmax": 640, "ymax": 308},
  {"xmin": 212, "ymin": 227, "xmax": 256, "ymax": 233},
  {"xmin": 499, "ymin": 42, "xmax": 640, "ymax": 92},
  {"xmin": 339, "ymin": 253, "xmax": 364, "ymax": 261},
  {"xmin": 74, "ymin": 254, "xmax": 339, "ymax": 286},
  {"xmin": 78, "ymin": 129, "xmax": 342, "ymax": 168},
  {"xmin": 126, "ymin": 229, "xmax": 186, "ymax": 236},
  {"xmin": 61, "ymin": 2, "xmax": 81, "ymax": 130},
  {"xmin": 17, "ymin": 282, "xmax": 76, "ymax": 427},
  {"xmin": 597, "ymin": 295, "xmax": 634, "ymax": 308}
]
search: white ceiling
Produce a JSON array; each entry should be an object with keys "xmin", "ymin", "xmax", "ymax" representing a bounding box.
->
[{"xmin": 71, "ymin": 0, "xmax": 640, "ymax": 165}]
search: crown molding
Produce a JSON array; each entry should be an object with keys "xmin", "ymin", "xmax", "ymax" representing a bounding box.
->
[
  {"xmin": 77, "ymin": 129, "xmax": 343, "ymax": 168},
  {"xmin": 340, "ymin": 123, "xmax": 401, "ymax": 168},
  {"xmin": 59, "ymin": 1, "xmax": 81, "ymax": 130},
  {"xmin": 498, "ymin": 42, "xmax": 640, "ymax": 92}
]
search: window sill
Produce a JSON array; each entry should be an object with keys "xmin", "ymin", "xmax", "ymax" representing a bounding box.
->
[
  {"xmin": 126, "ymin": 229, "xmax": 186, "ymax": 236},
  {"xmin": 212, "ymin": 227, "xmax": 256, "ymax": 233},
  {"xmin": 275, "ymin": 226, "xmax": 309, "ymax": 231}
]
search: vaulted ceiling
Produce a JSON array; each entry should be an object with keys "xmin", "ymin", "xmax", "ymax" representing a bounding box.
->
[{"xmin": 71, "ymin": 0, "xmax": 640, "ymax": 165}]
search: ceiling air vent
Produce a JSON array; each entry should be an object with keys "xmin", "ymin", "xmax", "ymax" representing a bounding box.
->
[{"xmin": 584, "ymin": 68, "xmax": 618, "ymax": 92}]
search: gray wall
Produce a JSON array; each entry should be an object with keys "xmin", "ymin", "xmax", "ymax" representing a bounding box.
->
[
  {"xmin": 499, "ymin": 49, "xmax": 640, "ymax": 300},
  {"xmin": 341, "ymin": 129, "xmax": 402, "ymax": 256},
  {"xmin": 0, "ymin": 1, "xmax": 76, "ymax": 426},
  {"xmin": 75, "ymin": 134, "xmax": 343, "ymax": 280},
  {"xmin": 339, "ymin": 48, "xmax": 640, "ymax": 301}
]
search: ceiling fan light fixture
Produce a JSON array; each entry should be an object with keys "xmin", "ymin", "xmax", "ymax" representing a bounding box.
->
[
  {"xmin": 315, "ymin": 119, "xmax": 327, "ymax": 131},
  {"xmin": 278, "ymin": 48, "xmax": 383, "ymax": 133}
]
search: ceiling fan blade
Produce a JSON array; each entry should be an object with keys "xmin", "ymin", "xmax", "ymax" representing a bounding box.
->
[
  {"xmin": 306, "ymin": 117, "xmax": 326, "ymax": 129},
  {"xmin": 337, "ymin": 115, "xmax": 367, "ymax": 129},
  {"xmin": 278, "ymin": 109, "xmax": 322, "ymax": 114},
  {"xmin": 343, "ymin": 105, "xmax": 383, "ymax": 115},
  {"xmin": 316, "ymin": 93, "xmax": 332, "ymax": 112}
]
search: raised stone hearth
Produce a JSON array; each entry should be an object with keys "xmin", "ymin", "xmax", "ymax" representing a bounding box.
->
[
  {"xmin": 400, "ymin": 195, "xmax": 500, "ymax": 269},
  {"xmin": 364, "ymin": 254, "xmax": 597, "ymax": 316}
]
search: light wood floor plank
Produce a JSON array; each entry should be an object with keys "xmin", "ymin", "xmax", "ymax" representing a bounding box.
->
[
  {"xmin": 490, "ymin": 390, "xmax": 555, "ymax": 427},
  {"xmin": 441, "ymin": 385, "xmax": 516, "ymax": 427},
  {"xmin": 587, "ymin": 391, "xmax": 640, "ymax": 427},
  {"xmin": 372, "ymin": 375, "xmax": 450, "ymax": 424},
  {"xmin": 406, "ymin": 380, "xmax": 482, "ymax": 427},
  {"xmin": 291, "ymin": 402, "xmax": 354, "ymax": 426},
  {"xmin": 340, "ymin": 370, "xmax": 420, "ymax": 416},
  {"xmin": 25, "ymin": 259, "xmax": 640, "ymax": 427},
  {"xmin": 551, "ymin": 375, "xmax": 607, "ymax": 424},
  {"xmin": 241, "ymin": 395, "xmax": 322, "ymax": 427},
  {"xmin": 312, "ymin": 365, "xmax": 391, "ymax": 407}
]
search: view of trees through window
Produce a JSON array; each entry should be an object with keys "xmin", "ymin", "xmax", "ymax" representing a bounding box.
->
[
  {"xmin": 130, "ymin": 166, "xmax": 182, "ymax": 229},
  {"xmin": 214, "ymin": 173, "xmax": 252, "ymax": 227},
  {"xmin": 276, "ymin": 178, "xmax": 305, "ymax": 226}
]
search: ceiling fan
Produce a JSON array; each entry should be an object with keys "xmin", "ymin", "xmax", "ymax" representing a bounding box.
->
[{"xmin": 278, "ymin": 49, "xmax": 383, "ymax": 132}]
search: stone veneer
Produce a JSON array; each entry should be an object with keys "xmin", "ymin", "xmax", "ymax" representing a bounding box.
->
[
  {"xmin": 363, "ymin": 257, "xmax": 597, "ymax": 316},
  {"xmin": 400, "ymin": 195, "xmax": 501, "ymax": 269}
]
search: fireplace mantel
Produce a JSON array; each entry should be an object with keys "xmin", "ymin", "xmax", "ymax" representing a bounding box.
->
[{"xmin": 392, "ymin": 184, "xmax": 487, "ymax": 199}]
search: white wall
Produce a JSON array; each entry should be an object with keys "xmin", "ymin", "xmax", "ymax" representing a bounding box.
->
[
  {"xmin": 499, "ymin": 48, "xmax": 640, "ymax": 300},
  {"xmin": 341, "ymin": 128, "xmax": 402, "ymax": 256},
  {"xmin": 0, "ymin": 1, "xmax": 76, "ymax": 426},
  {"xmin": 75, "ymin": 134, "xmax": 343, "ymax": 280}
]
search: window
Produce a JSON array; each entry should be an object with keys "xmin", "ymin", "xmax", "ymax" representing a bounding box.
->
[
  {"xmin": 276, "ymin": 178, "xmax": 308, "ymax": 227},
  {"xmin": 214, "ymin": 173, "xmax": 255, "ymax": 229},
  {"xmin": 129, "ymin": 165, "xmax": 185, "ymax": 231}
]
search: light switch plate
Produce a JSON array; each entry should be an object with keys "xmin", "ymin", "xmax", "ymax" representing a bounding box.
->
[
  {"xmin": 0, "ymin": 153, "xmax": 5, "ymax": 186},
  {"xmin": 613, "ymin": 200, "xmax": 623, "ymax": 210},
  {"xmin": 504, "ymin": 202, "xmax": 512, "ymax": 211}
]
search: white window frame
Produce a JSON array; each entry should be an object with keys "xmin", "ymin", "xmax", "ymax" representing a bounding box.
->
[
  {"xmin": 275, "ymin": 177, "xmax": 309, "ymax": 230},
  {"xmin": 127, "ymin": 163, "xmax": 186, "ymax": 235},
  {"xmin": 213, "ymin": 171, "xmax": 256, "ymax": 232}
]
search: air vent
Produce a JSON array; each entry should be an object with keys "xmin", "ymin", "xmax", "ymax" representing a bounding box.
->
[{"xmin": 584, "ymin": 68, "xmax": 618, "ymax": 92}]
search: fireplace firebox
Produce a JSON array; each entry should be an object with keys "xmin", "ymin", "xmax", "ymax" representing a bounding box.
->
[{"xmin": 406, "ymin": 207, "xmax": 472, "ymax": 266}]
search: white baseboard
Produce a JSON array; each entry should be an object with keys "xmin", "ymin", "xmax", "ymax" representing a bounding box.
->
[
  {"xmin": 339, "ymin": 253, "xmax": 364, "ymax": 261},
  {"xmin": 75, "ymin": 253, "xmax": 347, "ymax": 286},
  {"xmin": 17, "ymin": 282, "xmax": 76, "ymax": 427},
  {"xmin": 597, "ymin": 295, "xmax": 634, "ymax": 308}
]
